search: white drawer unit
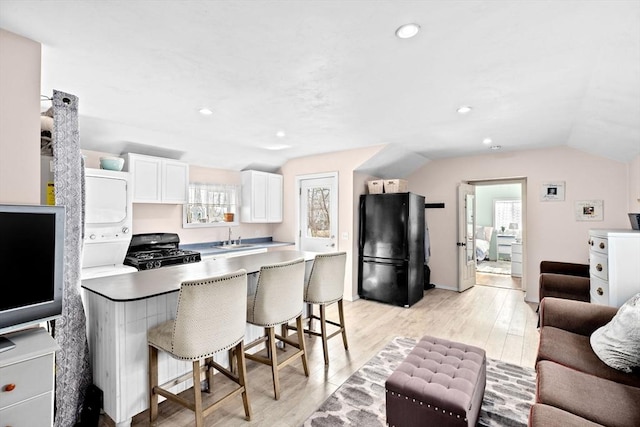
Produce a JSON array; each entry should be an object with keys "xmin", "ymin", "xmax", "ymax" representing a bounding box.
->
[
  {"xmin": 511, "ymin": 242, "xmax": 523, "ymax": 277},
  {"xmin": 588, "ymin": 229, "xmax": 640, "ymax": 307},
  {"xmin": 496, "ymin": 234, "xmax": 516, "ymax": 261},
  {"xmin": 0, "ymin": 328, "xmax": 59, "ymax": 427}
]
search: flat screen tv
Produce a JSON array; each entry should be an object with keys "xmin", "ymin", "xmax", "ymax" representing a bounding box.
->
[{"xmin": 0, "ymin": 204, "xmax": 65, "ymax": 352}]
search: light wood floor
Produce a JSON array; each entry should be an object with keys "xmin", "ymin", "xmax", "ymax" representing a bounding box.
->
[
  {"xmin": 99, "ymin": 285, "xmax": 539, "ymax": 427},
  {"xmin": 476, "ymin": 272, "xmax": 522, "ymax": 290}
]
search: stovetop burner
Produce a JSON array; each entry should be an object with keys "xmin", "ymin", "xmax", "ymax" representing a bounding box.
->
[{"xmin": 124, "ymin": 233, "xmax": 201, "ymax": 270}]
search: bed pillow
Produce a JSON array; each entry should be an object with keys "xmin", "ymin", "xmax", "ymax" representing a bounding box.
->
[{"xmin": 590, "ymin": 292, "xmax": 640, "ymax": 373}]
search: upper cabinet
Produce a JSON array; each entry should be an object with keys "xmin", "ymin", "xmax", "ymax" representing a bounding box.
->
[
  {"xmin": 240, "ymin": 170, "xmax": 283, "ymax": 223},
  {"xmin": 124, "ymin": 153, "xmax": 188, "ymax": 204}
]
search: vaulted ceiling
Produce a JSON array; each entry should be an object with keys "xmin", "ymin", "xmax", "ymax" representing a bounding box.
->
[{"xmin": 1, "ymin": 1, "xmax": 638, "ymax": 172}]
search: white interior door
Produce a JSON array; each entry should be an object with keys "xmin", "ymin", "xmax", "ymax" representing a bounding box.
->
[
  {"xmin": 298, "ymin": 173, "xmax": 338, "ymax": 252},
  {"xmin": 457, "ymin": 183, "xmax": 476, "ymax": 292}
]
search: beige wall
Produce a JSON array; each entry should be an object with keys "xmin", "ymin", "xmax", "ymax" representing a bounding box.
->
[
  {"xmin": 408, "ymin": 146, "xmax": 631, "ymax": 303},
  {"xmin": 274, "ymin": 145, "xmax": 384, "ymax": 301},
  {"xmin": 0, "ymin": 29, "xmax": 41, "ymax": 204}
]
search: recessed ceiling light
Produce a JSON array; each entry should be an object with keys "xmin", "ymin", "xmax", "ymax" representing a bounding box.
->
[
  {"xmin": 265, "ymin": 144, "xmax": 291, "ymax": 151},
  {"xmin": 395, "ymin": 23, "xmax": 420, "ymax": 39},
  {"xmin": 457, "ymin": 106, "xmax": 472, "ymax": 114},
  {"xmin": 490, "ymin": 145, "xmax": 502, "ymax": 150},
  {"xmin": 276, "ymin": 130, "xmax": 286, "ymax": 138},
  {"xmin": 198, "ymin": 108, "xmax": 213, "ymax": 115},
  {"xmin": 482, "ymin": 137, "xmax": 493, "ymax": 145}
]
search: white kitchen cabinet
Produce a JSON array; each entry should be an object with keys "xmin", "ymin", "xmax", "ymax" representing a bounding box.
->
[
  {"xmin": 240, "ymin": 170, "xmax": 283, "ymax": 223},
  {"xmin": 124, "ymin": 153, "xmax": 188, "ymax": 204},
  {"xmin": 588, "ymin": 229, "xmax": 640, "ymax": 307},
  {"xmin": 0, "ymin": 328, "xmax": 59, "ymax": 427}
]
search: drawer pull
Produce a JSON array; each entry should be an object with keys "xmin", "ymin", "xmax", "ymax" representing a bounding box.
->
[
  {"xmin": 599, "ymin": 242, "xmax": 605, "ymax": 249},
  {"xmin": 588, "ymin": 239, "xmax": 593, "ymax": 246},
  {"xmin": 3, "ymin": 383, "xmax": 16, "ymax": 392},
  {"xmin": 596, "ymin": 264, "xmax": 603, "ymax": 272},
  {"xmin": 597, "ymin": 287, "xmax": 604, "ymax": 296}
]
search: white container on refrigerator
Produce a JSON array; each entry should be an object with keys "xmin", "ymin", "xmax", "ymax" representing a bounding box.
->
[{"xmin": 82, "ymin": 168, "xmax": 134, "ymax": 270}]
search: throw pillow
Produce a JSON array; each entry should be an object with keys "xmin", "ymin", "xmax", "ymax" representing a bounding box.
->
[{"xmin": 590, "ymin": 292, "xmax": 640, "ymax": 373}]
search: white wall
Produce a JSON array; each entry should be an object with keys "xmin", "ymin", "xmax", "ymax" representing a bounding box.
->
[
  {"xmin": 0, "ymin": 29, "xmax": 41, "ymax": 204},
  {"xmin": 630, "ymin": 154, "xmax": 640, "ymax": 213},
  {"xmin": 408, "ymin": 146, "xmax": 631, "ymax": 303}
]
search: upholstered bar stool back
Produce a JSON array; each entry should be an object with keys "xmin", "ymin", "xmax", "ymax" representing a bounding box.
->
[
  {"xmin": 303, "ymin": 251, "xmax": 348, "ymax": 365},
  {"xmin": 245, "ymin": 257, "xmax": 309, "ymax": 400},
  {"xmin": 147, "ymin": 269, "xmax": 251, "ymax": 427}
]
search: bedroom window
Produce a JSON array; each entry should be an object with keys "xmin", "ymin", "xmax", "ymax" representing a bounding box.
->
[{"xmin": 494, "ymin": 199, "xmax": 521, "ymax": 233}]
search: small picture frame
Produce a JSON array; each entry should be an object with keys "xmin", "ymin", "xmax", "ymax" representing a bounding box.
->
[
  {"xmin": 575, "ymin": 200, "xmax": 604, "ymax": 221},
  {"xmin": 540, "ymin": 181, "xmax": 565, "ymax": 201}
]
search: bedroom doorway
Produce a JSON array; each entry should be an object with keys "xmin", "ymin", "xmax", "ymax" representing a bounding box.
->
[{"xmin": 471, "ymin": 178, "xmax": 525, "ymax": 290}]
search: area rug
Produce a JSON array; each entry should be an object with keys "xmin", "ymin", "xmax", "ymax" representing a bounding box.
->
[
  {"xmin": 477, "ymin": 260, "xmax": 512, "ymax": 275},
  {"xmin": 303, "ymin": 337, "xmax": 536, "ymax": 427}
]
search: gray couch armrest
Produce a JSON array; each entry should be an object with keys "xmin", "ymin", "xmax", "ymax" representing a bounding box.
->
[{"xmin": 539, "ymin": 297, "xmax": 617, "ymax": 336}]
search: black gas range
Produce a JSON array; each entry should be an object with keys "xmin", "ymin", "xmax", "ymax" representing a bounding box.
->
[{"xmin": 124, "ymin": 233, "xmax": 201, "ymax": 271}]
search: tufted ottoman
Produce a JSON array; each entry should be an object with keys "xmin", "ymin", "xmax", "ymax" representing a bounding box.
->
[{"xmin": 385, "ymin": 335, "xmax": 486, "ymax": 427}]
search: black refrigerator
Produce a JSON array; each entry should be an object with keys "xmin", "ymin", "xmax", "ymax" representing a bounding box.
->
[{"xmin": 358, "ymin": 192, "xmax": 425, "ymax": 307}]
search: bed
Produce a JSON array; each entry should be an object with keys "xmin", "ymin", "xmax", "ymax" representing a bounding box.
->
[{"xmin": 475, "ymin": 226, "xmax": 493, "ymax": 262}]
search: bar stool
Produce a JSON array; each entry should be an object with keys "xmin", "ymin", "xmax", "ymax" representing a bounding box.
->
[
  {"xmin": 244, "ymin": 257, "xmax": 309, "ymax": 400},
  {"xmin": 289, "ymin": 251, "xmax": 348, "ymax": 365},
  {"xmin": 147, "ymin": 270, "xmax": 251, "ymax": 427}
]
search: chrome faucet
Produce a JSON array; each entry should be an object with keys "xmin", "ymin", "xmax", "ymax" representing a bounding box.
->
[
  {"xmin": 237, "ymin": 235, "xmax": 242, "ymax": 245},
  {"xmin": 228, "ymin": 227, "xmax": 232, "ymax": 245}
]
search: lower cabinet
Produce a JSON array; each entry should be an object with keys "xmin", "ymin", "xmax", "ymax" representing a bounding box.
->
[{"xmin": 0, "ymin": 328, "xmax": 58, "ymax": 427}]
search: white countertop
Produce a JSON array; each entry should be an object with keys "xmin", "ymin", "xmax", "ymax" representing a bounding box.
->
[{"xmin": 81, "ymin": 250, "xmax": 318, "ymax": 302}]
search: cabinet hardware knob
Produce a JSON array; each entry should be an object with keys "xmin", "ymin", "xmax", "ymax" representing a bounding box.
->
[
  {"xmin": 589, "ymin": 240, "xmax": 593, "ymax": 245},
  {"xmin": 597, "ymin": 287, "xmax": 604, "ymax": 296},
  {"xmin": 596, "ymin": 264, "xmax": 603, "ymax": 272},
  {"xmin": 599, "ymin": 242, "xmax": 605, "ymax": 249},
  {"xmin": 4, "ymin": 383, "xmax": 16, "ymax": 392}
]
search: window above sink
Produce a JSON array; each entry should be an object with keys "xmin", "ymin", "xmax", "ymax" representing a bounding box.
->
[{"xmin": 182, "ymin": 183, "xmax": 240, "ymax": 228}]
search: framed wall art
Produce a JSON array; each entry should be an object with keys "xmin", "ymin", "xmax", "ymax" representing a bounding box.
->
[
  {"xmin": 540, "ymin": 181, "xmax": 565, "ymax": 201},
  {"xmin": 575, "ymin": 200, "xmax": 604, "ymax": 221}
]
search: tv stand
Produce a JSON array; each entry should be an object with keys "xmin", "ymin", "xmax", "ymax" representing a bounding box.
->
[{"xmin": 0, "ymin": 327, "xmax": 59, "ymax": 426}]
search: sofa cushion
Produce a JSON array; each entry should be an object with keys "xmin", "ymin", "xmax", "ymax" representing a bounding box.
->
[
  {"xmin": 536, "ymin": 361, "xmax": 640, "ymax": 427},
  {"xmin": 591, "ymin": 292, "xmax": 640, "ymax": 373},
  {"xmin": 537, "ymin": 326, "xmax": 640, "ymax": 388},
  {"xmin": 529, "ymin": 404, "xmax": 604, "ymax": 427}
]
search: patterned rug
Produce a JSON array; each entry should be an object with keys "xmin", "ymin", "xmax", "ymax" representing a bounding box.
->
[
  {"xmin": 477, "ymin": 260, "xmax": 512, "ymax": 275},
  {"xmin": 303, "ymin": 337, "xmax": 536, "ymax": 427}
]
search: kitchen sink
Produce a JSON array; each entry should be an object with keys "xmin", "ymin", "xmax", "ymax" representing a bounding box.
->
[{"xmin": 212, "ymin": 243, "xmax": 255, "ymax": 250}]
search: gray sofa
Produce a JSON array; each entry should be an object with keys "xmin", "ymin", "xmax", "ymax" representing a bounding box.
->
[{"xmin": 529, "ymin": 298, "xmax": 640, "ymax": 427}]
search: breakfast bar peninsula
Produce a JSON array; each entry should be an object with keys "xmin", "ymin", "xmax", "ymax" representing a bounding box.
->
[{"xmin": 81, "ymin": 250, "xmax": 317, "ymax": 427}]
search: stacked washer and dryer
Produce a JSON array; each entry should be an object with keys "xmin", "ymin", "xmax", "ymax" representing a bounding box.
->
[{"xmin": 80, "ymin": 168, "xmax": 137, "ymax": 280}]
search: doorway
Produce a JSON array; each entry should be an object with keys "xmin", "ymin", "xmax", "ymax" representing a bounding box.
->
[{"xmin": 472, "ymin": 179, "xmax": 525, "ymax": 290}]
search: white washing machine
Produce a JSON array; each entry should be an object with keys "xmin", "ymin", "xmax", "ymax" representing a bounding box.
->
[{"xmin": 81, "ymin": 168, "xmax": 137, "ymax": 279}]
